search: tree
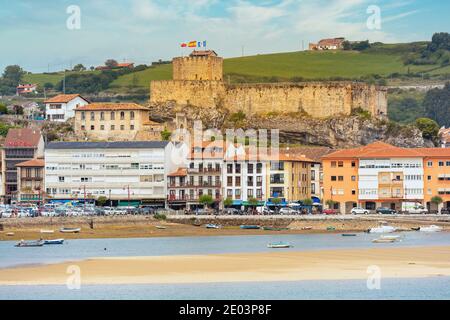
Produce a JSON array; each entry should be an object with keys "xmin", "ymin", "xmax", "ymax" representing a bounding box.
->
[
  {"xmin": 90, "ymin": 66, "xmax": 95, "ymax": 71},
  {"xmin": 223, "ymin": 197, "xmax": 233, "ymax": 208},
  {"xmin": 2, "ymin": 65, "xmax": 25, "ymax": 84},
  {"xmin": 97, "ymin": 196, "xmax": 108, "ymax": 207},
  {"xmin": 73, "ymin": 64, "xmax": 86, "ymax": 72},
  {"xmin": 415, "ymin": 118, "xmax": 440, "ymax": 141},
  {"xmin": 0, "ymin": 123, "xmax": 15, "ymax": 136},
  {"xmin": 342, "ymin": 40, "xmax": 352, "ymax": 50},
  {"xmin": 0, "ymin": 103, "xmax": 7, "ymax": 114},
  {"xmin": 161, "ymin": 128, "xmax": 172, "ymax": 141},
  {"xmin": 43, "ymin": 82, "xmax": 54, "ymax": 90},
  {"xmin": 105, "ymin": 59, "xmax": 118, "ymax": 68},
  {"xmin": 302, "ymin": 198, "xmax": 313, "ymax": 206},
  {"xmin": 12, "ymin": 105, "xmax": 23, "ymax": 115},
  {"xmin": 248, "ymin": 197, "xmax": 259, "ymax": 207},
  {"xmin": 199, "ymin": 194, "xmax": 214, "ymax": 209},
  {"xmin": 423, "ymin": 83, "xmax": 450, "ymax": 127},
  {"xmin": 431, "ymin": 196, "xmax": 443, "ymax": 211},
  {"xmin": 326, "ymin": 199, "xmax": 337, "ymax": 208}
]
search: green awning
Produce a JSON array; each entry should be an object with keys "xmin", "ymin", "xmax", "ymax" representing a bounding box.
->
[
  {"xmin": 118, "ymin": 201, "xmax": 141, "ymax": 207},
  {"xmin": 242, "ymin": 201, "xmax": 265, "ymax": 206}
]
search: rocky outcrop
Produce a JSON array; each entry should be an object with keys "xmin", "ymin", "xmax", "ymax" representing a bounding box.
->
[{"xmin": 148, "ymin": 102, "xmax": 434, "ymax": 148}]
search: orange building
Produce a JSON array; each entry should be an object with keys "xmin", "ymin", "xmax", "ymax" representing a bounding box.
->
[{"xmin": 322, "ymin": 142, "xmax": 450, "ymax": 214}]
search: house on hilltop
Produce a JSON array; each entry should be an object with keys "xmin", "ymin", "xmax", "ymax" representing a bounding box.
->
[
  {"xmin": 16, "ymin": 84, "xmax": 37, "ymax": 96},
  {"xmin": 309, "ymin": 38, "xmax": 346, "ymax": 50},
  {"xmin": 44, "ymin": 94, "xmax": 90, "ymax": 122}
]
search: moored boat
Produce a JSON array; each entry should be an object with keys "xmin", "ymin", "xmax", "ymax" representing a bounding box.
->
[
  {"xmin": 6, "ymin": 232, "xmax": 15, "ymax": 236},
  {"xmin": 60, "ymin": 227, "xmax": 81, "ymax": 233},
  {"xmin": 342, "ymin": 233, "xmax": 357, "ymax": 237},
  {"xmin": 267, "ymin": 242, "xmax": 292, "ymax": 249},
  {"xmin": 40, "ymin": 229, "xmax": 55, "ymax": 234},
  {"xmin": 155, "ymin": 226, "xmax": 167, "ymax": 230},
  {"xmin": 240, "ymin": 225, "xmax": 260, "ymax": 230},
  {"xmin": 262, "ymin": 226, "xmax": 288, "ymax": 231},
  {"xmin": 15, "ymin": 240, "xmax": 44, "ymax": 247},
  {"xmin": 369, "ymin": 225, "xmax": 397, "ymax": 234},
  {"xmin": 380, "ymin": 235, "xmax": 401, "ymax": 240},
  {"xmin": 44, "ymin": 239, "xmax": 65, "ymax": 245},
  {"xmin": 419, "ymin": 225, "xmax": 443, "ymax": 233},
  {"xmin": 372, "ymin": 238, "xmax": 396, "ymax": 243},
  {"xmin": 205, "ymin": 224, "xmax": 220, "ymax": 229}
]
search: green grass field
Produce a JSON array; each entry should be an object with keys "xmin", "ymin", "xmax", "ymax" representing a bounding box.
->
[{"xmin": 23, "ymin": 70, "xmax": 102, "ymax": 87}]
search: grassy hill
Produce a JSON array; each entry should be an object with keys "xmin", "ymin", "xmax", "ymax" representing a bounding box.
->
[{"xmin": 23, "ymin": 42, "xmax": 450, "ymax": 93}]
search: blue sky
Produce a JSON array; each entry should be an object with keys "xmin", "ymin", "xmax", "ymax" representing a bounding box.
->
[{"xmin": 0, "ymin": 0, "xmax": 449, "ymax": 73}]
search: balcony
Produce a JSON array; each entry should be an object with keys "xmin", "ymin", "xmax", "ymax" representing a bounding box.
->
[
  {"xmin": 167, "ymin": 195, "xmax": 222, "ymax": 202},
  {"xmin": 168, "ymin": 182, "xmax": 222, "ymax": 188},
  {"xmin": 187, "ymin": 168, "xmax": 221, "ymax": 174}
]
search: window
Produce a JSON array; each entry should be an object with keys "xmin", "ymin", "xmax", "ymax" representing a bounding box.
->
[
  {"xmin": 120, "ymin": 112, "xmax": 125, "ymax": 120},
  {"xmin": 235, "ymin": 176, "xmax": 241, "ymax": 187},
  {"xmin": 439, "ymin": 161, "xmax": 444, "ymax": 167},
  {"xmin": 81, "ymin": 125, "xmax": 85, "ymax": 131},
  {"xmin": 81, "ymin": 112, "xmax": 85, "ymax": 120},
  {"xmin": 90, "ymin": 125, "xmax": 95, "ymax": 130},
  {"xmin": 111, "ymin": 112, "xmax": 115, "ymax": 120},
  {"xmin": 120, "ymin": 125, "xmax": 124, "ymax": 130},
  {"xmin": 248, "ymin": 189, "xmax": 254, "ymax": 197},
  {"xmin": 235, "ymin": 164, "xmax": 241, "ymax": 174},
  {"xmin": 111, "ymin": 125, "xmax": 115, "ymax": 130},
  {"xmin": 311, "ymin": 183, "xmax": 316, "ymax": 195},
  {"xmin": 351, "ymin": 161, "xmax": 356, "ymax": 167},
  {"xmin": 235, "ymin": 189, "xmax": 241, "ymax": 199},
  {"xmin": 270, "ymin": 174, "xmax": 284, "ymax": 184},
  {"xmin": 130, "ymin": 111, "xmax": 135, "ymax": 120},
  {"xmin": 227, "ymin": 164, "xmax": 233, "ymax": 174},
  {"xmin": 247, "ymin": 163, "xmax": 254, "ymax": 174},
  {"xmin": 100, "ymin": 112, "xmax": 105, "ymax": 121},
  {"xmin": 90, "ymin": 112, "xmax": 95, "ymax": 121},
  {"xmin": 331, "ymin": 176, "xmax": 337, "ymax": 181},
  {"xmin": 447, "ymin": 161, "xmax": 450, "ymax": 166},
  {"xmin": 256, "ymin": 163, "xmax": 262, "ymax": 174},
  {"xmin": 227, "ymin": 189, "xmax": 233, "ymax": 198},
  {"xmin": 331, "ymin": 161, "xmax": 337, "ymax": 168},
  {"xmin": 256, "ymin": 176, "xmax": 262, "ymax": 187},
  {"xmin": 227, "ymin": 176, "xmax": 233, "ymax": 186},
  {"xmin": 427, "ymin": 161, "xmax": 433, "ymax": 167},
  {"xmin": 256, "ymin": 189, "xmax": 262, "ymax": 199},
  {"xmin": 428, "ymin": 176, "xmax": 432, "ymax": 181},
  {"xmin": 130, "ymin": 125, "xmax": 135, "ymax": 130},
  {"xmin": 351, "ymin": 176, "xmax": 356, "ymax": 181},
  {"xmin": 100, "ymin": 125, "xmax": 105, "ymax": 130},
  {"xmin": 338, "ymin": 161, "xmax": 344, "ymax": 168},
  {"xmin": 352, "ymin": 190, "xmax": 356, "ymax": 195},
  {"xmin": 247, "ymin": 176, "xmax": 254, "ymax": 186},
  {"xmin": 58, "ymin": 177, "xmax": 65, "ymax": 182},
  {"xmin": 338, "ymin": 176, "xmax": 344, "ymax": 181}
]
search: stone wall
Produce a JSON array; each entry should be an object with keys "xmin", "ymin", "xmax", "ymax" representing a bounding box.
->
[
  {"xmin": 173, "ymin": 56, "xmax": 223, "ymax": 81},
  {"xmin": 150, "ymin": 80, "xmax": 387, "ymax": 118}
]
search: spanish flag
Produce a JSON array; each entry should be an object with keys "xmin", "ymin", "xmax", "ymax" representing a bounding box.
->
[
  {"xmin": 188, "ymin": 41, "xmax": 197, "ymax": 48},
  {"xmin": 181, "ymin": 43, "xmax": 187, "ymax": 48}
]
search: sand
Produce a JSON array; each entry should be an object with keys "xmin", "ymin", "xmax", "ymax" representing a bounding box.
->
[{"xmin": 1, "ymin": 246, "xmax": 449, "ymax": 285}]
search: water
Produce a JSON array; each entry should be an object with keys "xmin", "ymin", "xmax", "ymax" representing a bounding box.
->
[
  {"xmin": 1, "ymin": 232, "xmax": 450, "ymax": 269},
  {"xmin": 1, "ymin": 232, "xmax": 449, "ymax": 300},
  {"xmin": 1, "ymin": 277, "xmax": 449, "ymax": 300}
]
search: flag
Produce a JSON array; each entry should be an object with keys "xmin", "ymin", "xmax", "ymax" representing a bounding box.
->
[
  {"xmin": 188, "ymin": 41, "xmax": 197, "ymax": 48},
  {"xmin": 197, "ymin": 41, "xmax": 207, "ymax": 48},
  {"xmin": 181, "ymin": 43, "xmax": 187, "ymax": 48}
]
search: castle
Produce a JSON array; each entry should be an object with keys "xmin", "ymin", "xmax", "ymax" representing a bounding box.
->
[{"xmin": 150, "ymin": 50, "xmax": 388, "ymax": 118}]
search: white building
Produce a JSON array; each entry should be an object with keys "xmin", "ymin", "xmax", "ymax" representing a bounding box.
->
[
  {"xmin": 45, "ymin": 94, "xmax": 89, "ymax": 122},
  {"xmin": 45, "ymin": 141, "xmax": 173, "ymax": 207}
]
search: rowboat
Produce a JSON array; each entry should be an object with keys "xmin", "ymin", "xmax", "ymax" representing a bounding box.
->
[
  {"xmin": 6, "ymin": 232, "xmax": 15, "ymax": 236},
  {"xmin": 342, "ymin": 233, "xmax": 357, "ymax": 237},
  {"xmin": 60, "ymin": 227, "xmax": 81, "ymax": 233},
  {"xmin": 301, "ymin": 226, "xmax": 312, "ymax": 230},
  {"xmin": 372, "ymin": 238, "xmax": 396, "ymax": 243},
  {"xmin": 205, "ymin": 224, "xmax": 220, "ymax": 229},
  {"xmin": 155, "ymin": 226, "xmax": 167, "ymax": 230},
  {"xmin": 262, "ymin": 227, "xmax": 288, "ymax": 231},
  {"xmin": 40, "ymin": 229, "xmax": 55, "ymax": 234},
  {"xmin": 369, "ymin": 225, "xmax": 396, "ymax": 234},
  {"xmin": 240, "ymin": 225, "xmax": 260, "ymax": 230},
  {"xmin": 44, "ymin": 239, "xmax": 65, "ymax": 245},
  {"xmin": 15, "ymin": 240, "xmax": 44, "ymax": 247},
  {"xmin": 380, "ymin": 235, "xmax": 401, "ymax": 240},
  {"xmin": 419, "ymin": 225, "xmax": 443, "ymax": 233},
  {"xmin": 267, "ymin": 242, "xmax": 292, "ymax": 249}
]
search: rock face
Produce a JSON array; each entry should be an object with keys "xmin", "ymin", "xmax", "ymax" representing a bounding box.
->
[{"xmin": 148, "ymin": 102, "xmax": 434, "ymax": 148}]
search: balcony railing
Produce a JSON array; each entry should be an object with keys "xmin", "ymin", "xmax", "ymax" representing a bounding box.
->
[
  {"xmin": 168, "ymin": 182, "xmax": 222, "ymax": 188},
  {"xmin": 187, "ymin": 168, "xmax": 221, "ymax": 174},
  {"xmin": 167, "ymin": 195, "xmax": 222, "ymax": 202}
]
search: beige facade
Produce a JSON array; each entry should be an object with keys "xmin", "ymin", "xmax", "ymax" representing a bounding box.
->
[
  {"xmin": 16, "ymin": 159, "xmax": 45, "ymax": 203},
  {"xmin": 74, "ymin": 103, "xmax": 163, "ymax": 141}
]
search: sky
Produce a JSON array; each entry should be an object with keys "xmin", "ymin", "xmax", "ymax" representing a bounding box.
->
[{"xmin": 0, "ymin": 0, "xmax": 449, "ymax": 73}]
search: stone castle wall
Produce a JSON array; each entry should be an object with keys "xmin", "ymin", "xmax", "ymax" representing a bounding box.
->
[
  {"xmin": 173, "ymin": 56, "xmax": 223, "ymax": 81},
  {"xmin": 150, "ymin": 80, "xmax": 387, "ymax": 118}
]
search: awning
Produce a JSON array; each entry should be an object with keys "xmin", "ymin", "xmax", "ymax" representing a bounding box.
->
[
  {"xmin": 232, "ymin": 200, "xmax": 243, "ymax": 206},
  {"xmin": 118, "ymin": 200, "xmax": 141, "ymax": 207},
  {"xmin": 242, "ymin": 201, "xmax": 265, "ymax": 206}
]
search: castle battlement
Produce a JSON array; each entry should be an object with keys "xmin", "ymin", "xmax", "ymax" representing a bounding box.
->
[{"xmin": 150, "ymin": 51, "xmax": 388, "ymax": 119}]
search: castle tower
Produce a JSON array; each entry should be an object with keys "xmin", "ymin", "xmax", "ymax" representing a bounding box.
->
[{"xmin": 173, "ymin": 50, "xmax": 223, "ymax": 81}]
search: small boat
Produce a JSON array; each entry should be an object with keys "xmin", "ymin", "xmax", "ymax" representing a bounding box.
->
[
  {"xmin": 262, "ymin": 227, "xmax": 288, "ymax": 231},
  {"xmin": 411, "ymin": 227, "xmax": 421, "ymax": 231},
  {"xmin": 6, "ymin": 232, "xmax": 15, "ymax": 236},
  {"xmin": 15, "ymin": 240, "xmax": 44, "ymax": 247},
  {"xmin": 206, "ymin": 224, "xmax": 220, "ymax": 229},
  {"xmin": 40, "ymin": 229, "xmax": 54, "ymax": 234},
  {"xmin": 372, "ymin": 238, "xmax": 396, "ymax": 243},
  {"xmin": 60, "ymin": 227, "xmax": 81, "ymax": 234},
  {"xmin": 369, "ymin": 226, "xmax": 397, "ymax": 234},
  {"xmin": 267, "ymin": 242, "xmax": 292, "ymax": 249},
  {"xmin": 419, "ymin": 225, "xmax": 443, "ymax": 233},
  {"xmin": 327, "ymin": 226, "xmax": 336, "ymax": 231},
  {"xmin": 155, "ymin": 226, "xmax": 167, "ymax": 230},
  {"xmin": 44, "ymin": 239, "xmax": 65, "ymax": 245},
  {"xmin": 342, "ymin": 233, "xmax": 357, "ymax": 237},
  {"xmin": 380, "ymin": 235, "xmax": 401, "ymax": 240},
  {"xmin": 301, "ymin": 226, "xmax": 312, "ymax": 230},
  {"xmin": 240, "ymin": 225, "xmax": 260, "ymax": 230}
]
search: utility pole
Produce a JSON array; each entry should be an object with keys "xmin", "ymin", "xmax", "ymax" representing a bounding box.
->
[
  {"xmin": 63, "ymin": 70, "xmax": 66, "ymax": 94},
  {"xmin": 242, "ymin": 46, "xmax": 245, "ymax": 57}
]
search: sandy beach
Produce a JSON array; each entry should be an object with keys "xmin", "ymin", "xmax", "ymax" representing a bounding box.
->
[
  {"xmin": 1, "ymin": 215, "xmax": 449, "ymax": 241},
  {"xmin": 1, "ymin": 246, "xmax": 449, "ymax": 285}
]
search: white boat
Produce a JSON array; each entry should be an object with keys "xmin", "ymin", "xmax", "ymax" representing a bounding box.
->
[
  {"xmin": 205, "ymin": 224, "xmax": 220, "ymax": 229},
  {"xmin": 369, "ymin": 225, "xmax": 397, "ymax": 234},
  {"xmin": 5, "ymin": 232, "xmax": 15, "ymax": 236},
  {"xmin": 380, "ymin": 235, "xmax": 401, "ymax": 240},
  {"xmin": 372, "ymin": 238, "xmax": 396, "ymax": 243},
  {"xmin": 267, "ymin": 242, "xmax": 292, "ymax": 248},
  {"xmin": 419, "ymin": 225, "xmax": 443, "ymax": 233},
  {"xmin": 40, "ymin": 229, "xmax": 54, "ymax": 234},
  {"xmin": 155, "ymin": 226, "xmax": 167, "ymax": 230},
  {"xmin": 60, "ymin": 227, "xmax": 81, "ymax": 233}
]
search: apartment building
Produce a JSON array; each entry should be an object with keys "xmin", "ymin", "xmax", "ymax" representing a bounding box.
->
[
  {"xmin": 167, "ymin": 141, "xmax": 223, "ymax": 210},
  {"xmin": 45, "ymin": 94, "xmax": 89, "ymax": 122},
  {"xmin": 74, "ymin": 103, "xmax": 164, "ymax": 141},
  {"xmin": 1, "ymin": 128, "xmax": 44, "ymax": 204},
  {"xmin": 322, "ymin": 141, "xmax": 450, "ymax": 213},
  {"xmin": 16, "ymin": 158, "xmax": 45, "ymax": 203},
  {"xmin": 45, "ymin": 141, "xmax": 172, "ymax": 207}
]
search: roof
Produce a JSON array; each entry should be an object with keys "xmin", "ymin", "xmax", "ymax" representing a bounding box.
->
[
  {"xmin": 322, "ymin": 141, "xmax": 448, "ymax": 160},
  {"xmin": 189, "ymin": 50, "xmax": 218, "ymax": 57},
  {"xmin": 46, "ymin": 141, "xmax": 169, "ymax": 150},
  {"xmin": 17, "ymin": 84, "xmax": 37, "ymax": 89},
  {"xmin": 168, "ymin": 168, "xmax": 187, "ymax": 177},
  {"xmin": 15, "ymin": 158, "xmax": 45, "ymax": 167},
  {"xmin": 4, "ymin": 128, "xmax": 42, "ymax": 148},
  {"xmin": 318, "ymin": 38, "xmax": 345, "ymax": 47},
  {"xmin": 75, "ymin": 103, "xmax": 149, "ymax": 111},
  {"xmin": 287, "ymin": 147, "xmax": 333, "ymax": 162},
  {"xmin": 44, "ymin": 94, "xmax": 88, "ymax": 104},
  {"xmin": 117, "ymin": 62, "xmax": 134, "ymax": 67}
]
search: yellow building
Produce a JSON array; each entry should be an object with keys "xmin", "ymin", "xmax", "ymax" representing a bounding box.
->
[{"xmin": 74, "ymin": 103, "xmax": 163, "ymax": 141}]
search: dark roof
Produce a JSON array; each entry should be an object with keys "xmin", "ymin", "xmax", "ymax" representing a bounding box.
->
[
  {"xmin": 5, "ymin": 128, "xmax": 42, "ymax": 148},
  {"xmin": 46, "ymin": 141, "xmax": 169, "ymax": 150}
]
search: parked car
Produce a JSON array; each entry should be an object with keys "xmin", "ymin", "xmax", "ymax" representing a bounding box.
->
[
  {"xmin": 441, "ymin": 208, "xmax": 450, "ymax": 215},
  {"xmin": 223, "ymin": 208, "xmax": 241, "ymax": 215},
  {"xmin": 351, "ymin": 207, "xmax": 369, "ymax": 215},
  {"xmin": 279, "ymin": 207, "xmax": 298, "ymax": 215},
  {"xmin": 376, "ymin": 207, "xmax": 397, "ymax": 215},
  {"xmin": 323, "ymin": 208, "xmax": 338, "ymax": 215}
]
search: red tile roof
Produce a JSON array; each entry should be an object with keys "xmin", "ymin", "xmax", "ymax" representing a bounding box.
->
[
  {"xmin": 44, "ymin": 94, "xmax": 88, "ymax": 104},
  {"xmin": 15, "ymin": 158, "xmax": 45, "ymax": 167},
  {"xmin": 168, "ymin": 168, "xmax": 187, "ymax": 177},
  {"xmin": 4, "ymin": 128, "xmax": 42, "ymax": 148},
  {"xmin": 75, "ymin": 103, "xmax": 149, "ymax": 111},
  {"xmin": 16, "ymin": 84, "xmax": 37, "ymax": 89}
]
